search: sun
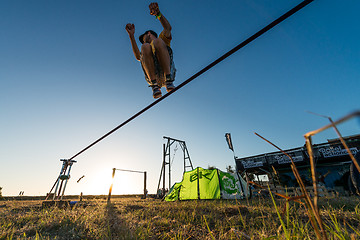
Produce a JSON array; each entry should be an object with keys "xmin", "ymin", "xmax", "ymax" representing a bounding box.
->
[
  {"xmin": 111, "ymin": 170, "xmax": 146, "ymax": 195},
  {"xmin": 76, "ymin": 168, "xmax": 113, "ymax": 195},
  {"xmin": 77, "ymin": 167, "xmax": 145, "ymax": 196}
]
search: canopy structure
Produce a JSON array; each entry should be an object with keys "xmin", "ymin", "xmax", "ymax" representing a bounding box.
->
[{"xmin": 165, "ymin": 167, "xmax": 250, "ymax": 201}]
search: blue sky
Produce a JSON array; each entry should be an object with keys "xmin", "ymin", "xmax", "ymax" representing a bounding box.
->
[{"xmin": 1, "ymin": 0, "xmax": 359, "ymax": 196}]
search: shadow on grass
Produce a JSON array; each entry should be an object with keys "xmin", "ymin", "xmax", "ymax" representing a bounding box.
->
[{"xmin": 105, "ymin": 202, "xmax": 136, "ymax": 240}]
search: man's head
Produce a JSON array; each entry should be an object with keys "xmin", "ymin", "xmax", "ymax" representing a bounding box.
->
[{"xmin": 139, "ymin": 30, "xmax": 158, "ymax": 44}]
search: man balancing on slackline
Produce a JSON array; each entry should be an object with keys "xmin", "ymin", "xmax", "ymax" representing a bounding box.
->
[{"xmin": 125, "ymin": 2, "xmax": 176, "ymax": 99}]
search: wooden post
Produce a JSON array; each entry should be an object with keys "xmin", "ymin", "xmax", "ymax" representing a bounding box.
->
[
  {"xmin": 107, "ymin": 168, "xmax": 116, "ymax": 203},
  {"xmin": 143, "ymin": 171, "xmax": 147, "ymax": 199},
  {"xmin": 79, "ymin": 192, "xmax": 83, "ymax": 202}
]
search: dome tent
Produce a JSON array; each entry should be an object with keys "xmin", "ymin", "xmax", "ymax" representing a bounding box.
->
[{"xmin": 165, "ymin": 167, "xmax": 250, "ymax": 201}]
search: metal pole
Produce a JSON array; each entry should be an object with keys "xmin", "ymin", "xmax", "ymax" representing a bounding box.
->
[
  {"xmin": 183, "ymin": 142, "xmax": 194, "ymax": 171},
  {"xmin": 169, "ymin": 142, "xmax": 171, "ymax": 191},
  {"xmin": 235, "ymin": 164, "xmax": 245, "ymax": 195},
  {"xmin": 163, "ymin": 143, "xmax": 166, "ymax": 193},
  {"xmin": 183, "ymin": 143, "xmax": 186, "ymax": 173},
  {"xmin": 52, "ymin": 161, "xmax": 66, "ymax": 200},
  {"xmin": 60, "ymin": 163, "xmax": 73, "ymax": 200},
  {"xmin": 156, "ymin": 158, "xmax": 164, "ymax": 194},
  {"xmin": 163, "ymin": 136, "xmax": 186, "ymax": 143}
]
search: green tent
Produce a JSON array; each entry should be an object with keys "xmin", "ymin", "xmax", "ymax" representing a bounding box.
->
[{"xmin": 165, "ymin": 167, "xmax": 250, "ymax": 201}]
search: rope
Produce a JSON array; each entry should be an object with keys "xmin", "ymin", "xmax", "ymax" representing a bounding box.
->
[
  {"xmin": 69, "ymin": 0, "xmax": 314, "ymax": 161},
  {"xmin": 170, "ymin": 143, "xmax": 178, "ymax": 166}
]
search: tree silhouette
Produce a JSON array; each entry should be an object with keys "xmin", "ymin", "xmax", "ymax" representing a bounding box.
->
[{"xmin": 226, "ymin": 165, "xmax": 235, "ymax": 173}]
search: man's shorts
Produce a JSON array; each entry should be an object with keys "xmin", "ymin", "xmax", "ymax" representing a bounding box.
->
[{"xmin": 141, "ymin": 45, "xmax": 176, "ymax": 88}]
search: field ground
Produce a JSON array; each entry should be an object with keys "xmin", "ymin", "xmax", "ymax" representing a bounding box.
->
[{"xmin": 1, "ymin": 195, "xmax": 360, "ymax": 239}]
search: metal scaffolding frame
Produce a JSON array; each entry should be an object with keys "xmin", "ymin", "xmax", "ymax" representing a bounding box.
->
[
  {"xmin": 45, "ymin": 159, "xmax": 77, "ymax": 201},
  {"xmin": 156, "ymin": 136, "xmax": 194, "ymax": 197}
]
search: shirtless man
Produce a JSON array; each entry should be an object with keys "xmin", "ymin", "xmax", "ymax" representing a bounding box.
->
[{"xmin": 125, "ymin": 2, "xmax": 176, "ymax": 99}]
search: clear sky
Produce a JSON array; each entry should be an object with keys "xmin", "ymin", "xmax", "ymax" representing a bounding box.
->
[{"xmin": 1, "ymin": 0, "xmax": 359, "ymax": 196}]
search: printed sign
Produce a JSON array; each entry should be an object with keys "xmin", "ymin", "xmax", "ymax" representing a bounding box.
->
[
  {"xmin": 318, "ymin": 146, "xmax": 358, "ymax": 158},
  {"xmin": 190, "ymin": 170, "xmax": 215, "ymax": 182},
  {"xmin": 275, "ymin": 154, "xmax": 304, "ymax": 164},
  {"xmin": 241, "ymin": 160, "xmax": 263, "ymax": 169}
]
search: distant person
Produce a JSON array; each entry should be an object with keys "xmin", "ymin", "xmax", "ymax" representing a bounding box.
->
[{"xmin": 125, "ymin": 2, "xmax": 176, "ymax": 99}]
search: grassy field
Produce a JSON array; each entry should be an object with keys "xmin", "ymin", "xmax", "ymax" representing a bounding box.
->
[{"xmin": 1, "ymin": 195, "xmax": 359, "ymax": 239}]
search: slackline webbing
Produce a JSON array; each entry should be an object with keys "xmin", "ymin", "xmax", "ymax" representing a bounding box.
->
[{"xmin": 69, "ymin": 0, "xmax": 314, "ymax": 160}]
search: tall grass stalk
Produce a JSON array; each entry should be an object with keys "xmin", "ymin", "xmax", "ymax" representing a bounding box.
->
[
  {"xmin": 355, "ymin": 204, "xmax": 360, "ymax": 215},
  {"xmin": 268, "ymin": 185, "xmax": 289, "ymax": 238},
  {"xmin": 203, "ymin": 215, "xmax": 216, "ymax": 240},
  {"xmin": 347, "ymin": 223, "xmax": 360, "ymax": 236},
  {"xmin": 255, "ymin": 132, "xmax": 327, "ymax": 239},
  {"xmin": 237, "ymin": 206, "xmax": 246, "ymax": 228}
]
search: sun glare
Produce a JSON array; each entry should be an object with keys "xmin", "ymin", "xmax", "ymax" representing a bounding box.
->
[
  {"xmin": 78, "ymin": 168, "xmax": 113, "ymax": 195},
  {"xmin": 111, "ymin": 170, "xmax": 145, "ymax": 195},
  {"xmin": 77, "ymin": 168, "xmax": 145, "ymax": 195}
]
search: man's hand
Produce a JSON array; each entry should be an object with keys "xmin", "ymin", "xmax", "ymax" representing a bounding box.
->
[
  {"xmin": 125, "ymin": 23, "xmax": 140, "ymax": 60},
  {"xmin": 149, "ymin": 2, "xmax": 160, "ymax": 16},
  {"xmin": 149, "ymin": 2, "xmax": 171, "ymax": 37},
  {"xmin": 125, "ymin": 23, "xmax": 135, "ymax": 36}
]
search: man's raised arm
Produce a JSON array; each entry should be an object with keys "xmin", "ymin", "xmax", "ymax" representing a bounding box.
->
[
  {"xmin": 125, "ymin": 23, "xmax": 141, "ymax": 61},
  {"xmin": 149, "ymin": 3, "xmax": 172, "ymax": 39}
]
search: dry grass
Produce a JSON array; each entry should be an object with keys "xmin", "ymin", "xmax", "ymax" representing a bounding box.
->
[{"xmin": 1, "ymin": 195, "xmax": 359, "ymax": 239}]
